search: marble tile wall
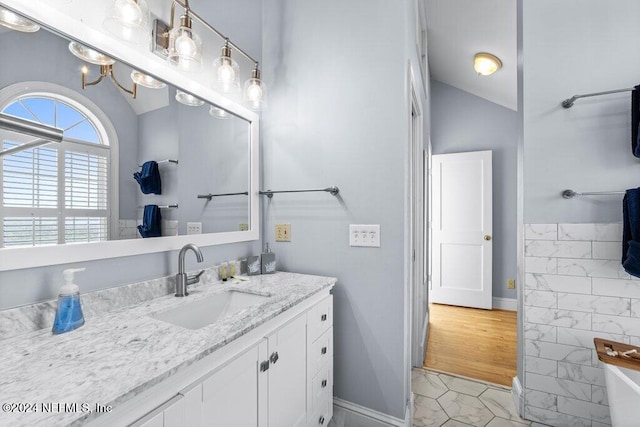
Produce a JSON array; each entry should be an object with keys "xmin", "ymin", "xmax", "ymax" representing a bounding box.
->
[{"xmin": 524, "ymin": 223, "xmax": 634, "ymax": 426}]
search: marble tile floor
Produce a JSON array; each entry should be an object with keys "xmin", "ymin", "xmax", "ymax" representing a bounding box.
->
[{"xmin": 412, "ymin": 369, "xmax": 545, "ymax": 427}]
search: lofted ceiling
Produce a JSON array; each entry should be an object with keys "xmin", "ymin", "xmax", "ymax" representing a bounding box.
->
[{"xmin": 425, "ymin": 0, "xmax": 517, "ymax": 111}]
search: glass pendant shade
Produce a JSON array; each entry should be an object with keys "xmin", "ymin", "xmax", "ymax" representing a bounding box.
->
[
  {"xmin": 212, "ymin": 44, "xmax": 240, "ymax": 94},
  {"xmin": 175, "ymin": 90, "xmax": 204, "ymax": 107},
  {"xmin": 131, "ymin": 70, "xmax": 166, "ymax": 89},
  {"xmin": 0, "ymin": 7, "xmax": 40, "ymax": 32},
  {"xmin": 167, "ymin": 15, "xmax": 203, "ymax": 72},
  {"xmin": 103, "ymin": 0, "xmax": 150, "ymax": 44},
  {"xmin": 243, "ymin": 68, "xmax": 267, "ymax": 111},
  {"xmin": 68, "ymin": 42, "xmax": 116, "ymax": 66},
  {"xmin": 209, "ymin": 105, "xmax": 229, "ymax": 119}
]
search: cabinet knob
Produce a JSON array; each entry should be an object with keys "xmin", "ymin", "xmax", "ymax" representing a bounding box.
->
[
  {"xmin": 321, "ymin": 346, "xmax": 327, "ymax": 355},
  {"xmin": 260, "ymin": 361, "xmax": 269, "ymax": 372},
  {"xmin": 319, "ymin": 416, "xmax": 325, "ymax": 425},
  {"xmin": 321, "ymin": 314, "xmax": 327, "ymax": 321},
  {"xmin": 270, "ymin": 351, "xmax": 279, "ymax": 364},
  {"xmin": 321, "ymin": 379, "xmax": 327, "ymax": 388},
  {"xmin": 484, "ymin": 235, "xmax": 491, "ymax": 241}
]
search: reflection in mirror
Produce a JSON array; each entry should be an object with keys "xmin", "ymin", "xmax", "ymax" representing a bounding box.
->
[{"xmin": 0, "ymin": 22, "xmax": 250, "ymax": 248}]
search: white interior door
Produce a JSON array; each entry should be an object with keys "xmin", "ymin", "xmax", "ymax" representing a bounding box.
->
[{"xmin": 431, "ymin": 150, "xmax": 492, "ymax": 309}]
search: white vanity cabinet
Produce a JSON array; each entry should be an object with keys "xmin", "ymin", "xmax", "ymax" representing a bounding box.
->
[{"xmin": 123, "ymin": 292, "xmax": 333, "ymax": 427}]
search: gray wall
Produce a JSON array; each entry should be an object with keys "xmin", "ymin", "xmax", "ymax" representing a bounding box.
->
[
  {"xmin": 262, "ymin": 0, "xmax": 424, "ymax": 419},
  {"xmin": 0, "ymin": 29, "xmax": 139, "ymax": 220},
  {"xmin": 431, "ymin": 80, "xmax": 518, "ymax": 300},
  {"xmin": 0, "ymin": 0, "xmax": 263, "ymax": 309},
  {"xmin": 522, "ymin": 0, "xmax": 640, "ymax": 224}
]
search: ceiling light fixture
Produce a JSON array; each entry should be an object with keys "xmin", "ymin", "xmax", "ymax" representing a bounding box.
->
[
  {"xmin": 473, "ymin": 52, "xmax": 502, "ymax": 76},
  {"xmin": 209, "ymin": 105, "xmax": 229, "ymax": 119},
  {"xmin": 0, "ymin": 7, "xmax": 40, "ymax": 33},
  {"xmin": 69, "ymin": 42, "xmax": 137, "ymax": 98},
  {"xmin": 152, "ymin": 0, "xmax": 267, "ymax": 111},
  {"xmin": 103, "ymin": 0, "xmax": 151, "ymax": 45},
  {"xmin": 175, "ymin": 89, "xmax": 204, "ymax": 107}
]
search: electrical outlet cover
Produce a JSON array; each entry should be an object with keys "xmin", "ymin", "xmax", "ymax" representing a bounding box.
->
[
  {"xmin": 187, "ymin": 222, "xmax": 202, "ymax": 235},
  {"xmin": 275, "ymin": 223, "xmax": 291, "ymax": 242}
]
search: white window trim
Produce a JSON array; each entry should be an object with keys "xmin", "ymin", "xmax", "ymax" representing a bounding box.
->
[{"xmin": 0, "ymin": 81, "xmax": 120, "ymax": 244}]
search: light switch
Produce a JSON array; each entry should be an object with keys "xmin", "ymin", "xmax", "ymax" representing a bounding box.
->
[{"xmin": 349, "ymin": 224, "xmax": 380, "ymax": 247}]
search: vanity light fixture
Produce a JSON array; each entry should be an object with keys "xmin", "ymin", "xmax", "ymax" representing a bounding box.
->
[
  {"xmin": 209, "ymin": 105, "xmax": 229, "ymax": 119},
  {"xmin": 473, "ymin": 52, "xmax": 502, "ymax": 76},
  {"xmin": 152, "ymin": 0, "xmax": 267, "ymax": 111},
  {"xmin": 0, "ymin": 7, "xmax": 40, "ymax": 33},
  {"xmin": 69, "ymin": 42, "xmax": 137, "ymax": 98},
  {"xmin": 103, "ymin": 0, "xmax": 151, "ymax": 45},
  {"xmin": 131, "ymin": 70, "xmax": 167, "ymax": 89},
  {"xmin": 212, "ymin": 40, "xmax": 240, "ymax": 94},
  {"xmin": 175, "ymin": 90, "xmax": 204, "ymax": 107}
]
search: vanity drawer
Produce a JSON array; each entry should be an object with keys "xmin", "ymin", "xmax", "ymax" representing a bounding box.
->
[
  {"xmin": 310, "ymin": 362, "xmax": 332, "ymax": 414},
  {"xmin": 308, "ymin": 396, "xmax": 332, "ymax": 427},
  {"xmin": 308, "ymin": 296, "xmax": 332, "ymax": 342},
  {"xmin": 310, "ymin": 327, "xmax": 332, "ymax": 376}
]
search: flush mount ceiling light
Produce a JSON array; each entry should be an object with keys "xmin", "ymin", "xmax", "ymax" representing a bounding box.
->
[
  {"xmin": 69, "ymin": 42, "xmax": 137, "ymax": 98},
  {"xmin": 103, "ymin": 0, "xmax": 151, "ymax": 45},
  {"xmin": 131, "ymin": 70, "xmax": 167, "ymax": 89},
  {"xmin": 0, "ymin": 7, "xmax": 40, "ymax": 33},
  {"xmin": 473, "ymin": 52, "xmax": 502, "ymax": 76},
  {"xmin": 175, "ymin": 89, "xmax": 204, "ymax": 107},
  {"xmin": 152, "ymin": 0, "xmax": 267, "ymax": 111}
]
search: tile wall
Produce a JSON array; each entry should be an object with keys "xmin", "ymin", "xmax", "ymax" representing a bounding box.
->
[{"xmin": 523, "ymin": 223, "xmax": 639, "ymax": 426}]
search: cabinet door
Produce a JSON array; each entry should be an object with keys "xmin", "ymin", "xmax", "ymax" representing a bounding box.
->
[
  {"xmin": 267, "ymin": 314, "xmax": 307, "ymax": 427},
  {"xmin": 202, "ymin": 344, "xmax": 262, "ymax": 426}
]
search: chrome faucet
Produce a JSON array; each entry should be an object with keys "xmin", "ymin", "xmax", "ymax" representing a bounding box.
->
[{"xmin": 175, "ymin": 243, "xmax": 205, "ymax": 297}]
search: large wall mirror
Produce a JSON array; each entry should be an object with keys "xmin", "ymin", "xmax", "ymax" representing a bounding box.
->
[{"xmin": 0, "ymin": 1, "xmax": 259, "ymax": 271}]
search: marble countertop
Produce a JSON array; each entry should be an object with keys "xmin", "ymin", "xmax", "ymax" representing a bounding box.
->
[{"xmin": 0, "ymin": 272, "xmax": 336, "ymax": 427}]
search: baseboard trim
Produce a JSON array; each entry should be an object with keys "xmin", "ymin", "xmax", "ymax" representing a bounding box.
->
[
  {"xmin": 493, "ymin": 297, "xmax": 517, "ymax": 311},
  {"xmin": 511, "ymin": 376, "xmax": 524, "ymax": 418},
  {"xmin": 333, "ymin": 397, "xmax": 410, "ymax": 427}
]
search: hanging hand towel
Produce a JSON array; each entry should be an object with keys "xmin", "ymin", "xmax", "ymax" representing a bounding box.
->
[
  {"xmin": 137, "ymin": 205, "xmax": 162, "ymax": 238},
  {"xmin": 632, "ymin": 86, "xmax": 640, "ymax": 157},
  {"xmin": 623, "ymin": 188, "xmax": 640, "ymax": 277},
  {"xmin": 133, "ymin": 161, "xmax": 162, "ymax": 194}
]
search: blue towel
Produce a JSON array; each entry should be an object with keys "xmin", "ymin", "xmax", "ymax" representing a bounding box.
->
[
  {"xmin": 632, "ymin": 86, "xmax": 640, "ymax": 158},
  {"xmin": 134, "ymin": 161, "xmax": 162, "ymax": 194},
  {"xmin": 623, "ymin": 188, "xmax": 640, "ymax": 277},
  {"xmin": 137, "ymin": 205, "xmax": 162, "ymax": 238}
]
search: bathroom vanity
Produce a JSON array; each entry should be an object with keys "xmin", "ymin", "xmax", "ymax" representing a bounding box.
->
[{"xmin": 0, "ymin": 272, "xmax": 335, "ymax": 427}]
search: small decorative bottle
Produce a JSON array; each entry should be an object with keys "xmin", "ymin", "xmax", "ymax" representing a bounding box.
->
[{"xmin": 261, "ymin": 243, "xmax": 276, "ymax": 274}]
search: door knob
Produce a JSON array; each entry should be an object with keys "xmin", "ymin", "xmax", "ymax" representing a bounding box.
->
[{"xmin": 484, "ymin": 235, "xmax": 491, "ymax": 241}]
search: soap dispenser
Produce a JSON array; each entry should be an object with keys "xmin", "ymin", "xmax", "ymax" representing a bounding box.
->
[
  {"xmin": 261, "ymin": 243, "xmax": 276, "ymax": 274},
  {"xmin": 52, "ymin": 268, "xmax": 86, "ymax": 335}
]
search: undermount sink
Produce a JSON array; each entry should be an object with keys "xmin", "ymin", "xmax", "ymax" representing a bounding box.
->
[{"xmin": 152, "ymin": 290, "xmax": 271, "ymax": 330}]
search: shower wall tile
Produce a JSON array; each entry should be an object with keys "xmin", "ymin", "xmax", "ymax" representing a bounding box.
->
[
  {"xmin": 523, "ymin": 223, "xmax": 632, "ymax": 426},
  {"xmin": 525, "ymin": 240, "xmax": 591, "ymax": 259}
]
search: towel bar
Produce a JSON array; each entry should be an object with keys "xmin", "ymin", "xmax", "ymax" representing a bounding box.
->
[
  {"xmin": 562, "ymin": 189, "xmax": 626, "ymax": 199},
  {"xmin": 259, "ymin": 186, "xmax": 339, "ymax": 199},
  {"xmin": 562, "ymin": 87, "xmax": 634, "ymax": 108}
]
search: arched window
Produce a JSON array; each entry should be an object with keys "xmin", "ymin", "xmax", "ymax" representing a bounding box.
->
[{"xmin": 0, "ymin": 82, "xmax": 118, "ymax": 247}]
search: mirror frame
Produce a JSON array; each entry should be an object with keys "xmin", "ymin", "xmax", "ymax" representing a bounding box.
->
[{"xmin": 0, "ymin": 0, "xmax": 260, "ymax": 271}]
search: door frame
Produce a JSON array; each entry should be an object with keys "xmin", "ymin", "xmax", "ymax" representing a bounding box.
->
[{"xmin": 406, "ymin": 61, "xmax": 427, "ymax": 370}]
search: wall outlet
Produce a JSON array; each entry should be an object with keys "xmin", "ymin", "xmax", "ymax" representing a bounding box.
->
[
  {"xmin": 275, "ymin": 223, "xmax": 291, "ymax": 242},
  {"xmin": 239, "ymin": 223, "xmax": 249, "ymax": 231},
  {"xmin": 507, "ymin": 279, "xmax": 516, "ymax": 289},
  {"xmin": 187, "ymin": 222, "xmax": 202, "ymax": 235},
  {"xmin": 349, "ymin": 224, "xmax": 381, "ymax": 247}
]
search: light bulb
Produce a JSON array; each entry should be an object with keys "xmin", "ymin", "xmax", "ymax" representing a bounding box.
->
[
  {"xmin": 81, "ymin": 65, "xmax": 89, "ymax": 75},
  {"xmin": 246, "ymin": 82, "xmax": 263, "ymax": 102},
  {"xmin": 473, "ymin": 53, "xmax": 502, "ymax": 76},
  {"xmin": 175, "ymin": 33, "xmax": 197, "ymax": 56},
  {"xmin": 114, "ymin": 0, "xmax": 142, "ymax": 25},
  {"xmin": 217, "ymin": 62, "xmax": 235, "ymax": 84}
]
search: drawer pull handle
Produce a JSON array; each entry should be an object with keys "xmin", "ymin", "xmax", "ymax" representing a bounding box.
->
[
  {"xmin": 260, "ymin": 361, "xmax": 269, "ymax": 372},
  {"xmin": 321, "ymin": 346, "xmax": 327, "ymax": 355},
  {"xmin": 270, "ymin": 352, "xmax": 279, "ymax": 364},
  {"xmin": 321, "ymin": 314, "xmax": 327, "ymax": 321},
  {"xmin": 321, "ymin": 379, "xmax": 327, "ymax": 388},
  {"xmin": 319, "ymin": 416, "xmax": 325, "ymax": 425}
]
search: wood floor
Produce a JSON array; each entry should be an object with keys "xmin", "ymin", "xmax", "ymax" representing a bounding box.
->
[{"xmin": 423, "ymin": 303, "xmax": 517, "ymax": 386}]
